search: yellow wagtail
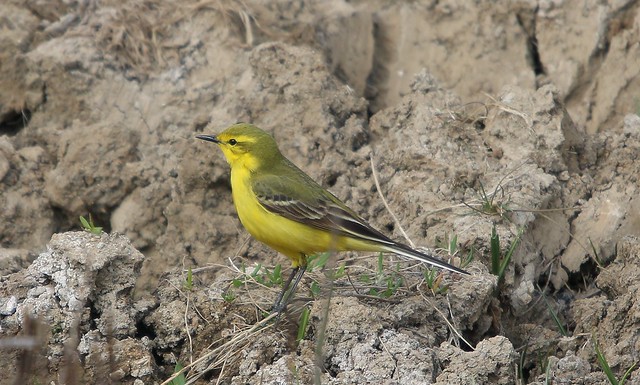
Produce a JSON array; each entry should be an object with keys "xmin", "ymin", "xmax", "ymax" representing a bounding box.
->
[{"xmin": 197, "ymin": 123, "xmax": 469, "ymax": 312}]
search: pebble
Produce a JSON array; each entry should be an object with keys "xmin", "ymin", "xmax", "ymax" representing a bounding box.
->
[{"xmin": 0, "ymin": 296, "xmax": 17, "ymax": 316}]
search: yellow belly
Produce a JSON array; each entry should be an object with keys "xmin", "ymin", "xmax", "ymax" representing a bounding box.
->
[{"xmin": 230, "ymin": 167, "xmax": 380, "ymax": 267}]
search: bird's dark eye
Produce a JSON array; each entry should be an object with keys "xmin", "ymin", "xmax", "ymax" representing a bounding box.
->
[{"xmin": 228, "ymin": 139, "xmax": 237, "ymax": 146}]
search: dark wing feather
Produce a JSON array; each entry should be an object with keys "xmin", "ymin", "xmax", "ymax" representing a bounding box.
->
[{"xmin": 251, "ymin": 171, "xmax": 395, "ymax": 246}]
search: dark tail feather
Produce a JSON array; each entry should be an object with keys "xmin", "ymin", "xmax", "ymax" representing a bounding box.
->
[{"xmin": 382, "ymin": 242, "xmax": 470, "ymax": 275}]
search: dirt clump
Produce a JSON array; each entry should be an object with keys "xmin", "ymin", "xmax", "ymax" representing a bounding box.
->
[{"xmin": 2, "ymin": 0, "xmax": 640, "ymax": 383}]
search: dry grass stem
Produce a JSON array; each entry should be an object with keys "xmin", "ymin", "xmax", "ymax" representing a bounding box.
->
[
  {"xmin": 161, "ymin": 313, "xmax": 277, "ymax": 385},
  {"xmin": 417, "ymin": 285, "xmax": 474, "ymax": 350},
  {"xmin": 370, "ymin": 155, "xmax": 414, "ymax": 248}
]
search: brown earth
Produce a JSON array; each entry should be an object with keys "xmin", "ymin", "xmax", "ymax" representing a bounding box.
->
[{"xmin": 1, "ymin": 0, "xmax": 640, "ymax": 384}]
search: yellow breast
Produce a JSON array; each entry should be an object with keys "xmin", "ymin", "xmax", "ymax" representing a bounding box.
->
[{"xmin": 230, "ymin": 166, "xmax": 356, "ymax": 266}]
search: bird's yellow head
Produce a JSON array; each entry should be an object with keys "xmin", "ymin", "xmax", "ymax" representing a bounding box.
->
[{"xmin": 196, "ymin": 123, "xmax": 282, "ymax": 171}]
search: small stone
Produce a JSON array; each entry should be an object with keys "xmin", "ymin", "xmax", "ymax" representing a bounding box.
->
[
  {"xmin": 0, "ymin": 296, "xmax": 17, "ymax": 316},
  {"xmin": 558, "ymin": 170, "xmax": 570, "ymax": 181}
]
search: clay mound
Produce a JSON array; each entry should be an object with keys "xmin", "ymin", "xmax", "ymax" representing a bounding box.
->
[{"xmin": 1, "ymin": 0, "xmax": 640, "ymax": 383}]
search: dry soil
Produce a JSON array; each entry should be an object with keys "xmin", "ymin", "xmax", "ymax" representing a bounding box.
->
[{"xmin": 1, "ymin": 1, "xmax": 640, "ymax": 384}]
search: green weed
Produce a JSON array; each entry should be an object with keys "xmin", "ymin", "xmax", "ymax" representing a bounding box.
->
[
  {"xmin": 544, "ymin": 357, "xmax": 551, "ymax": 385},
  {"xmin": 462, "ymin": 245, "xmax": 475, "ymax": 268},
  {"xmin": 168, "ymin": 362, "xmax": 186, "ymax": 385},
  {"xmin": 517, "ymin": 341, "xmax": 529, "ymax": 384},
  {"xmin": 588, "ymin": 237, "xmax": 604, "ymax": 267},
  {"xmin": 306, "ymin": 252, "xmax": 331, "ymax": 272},
  {"xmin": 296, "ymin": 306, "xmax": 311, "ymax": 342},
  {"xmin": 465, "ymin": 180, "xmax": 512, "ymax": 218},
  {"xmin": 242, "ymin": 263, "xmax": 283, "ymax": 288},
  {"xmin": 423, "ymin": 267, "xmax": 448, "ymax": 294},
  {"xmin": 540, "ymin": 289, "xmax": 567, "ymax": 336},
  {"xmin": 490, "ymin": 224, "xmax": 523, "ymax": 280},
  {"xmin": 221, "ymin": 289, "xmax": 235, "ymax": 303},
  {"xmin": 436, "ymin": 232, "xmax": 475, "ymax": 268},
  {"xmin": 310, "ymin": 281, "xmax": 321, "ymax": 298},
  {"xmin": 357, "ymin": 254, "xmax": 403, "ymax": 298},
  {"xmin": 79, "ymin": 214, "xmax": 102, "ymax": 235},
  {"xmin": 183, "ymin": 267, "xmax": 193, "ymax": 291},
  {"xmin": 594, "ymin": 338, "xmax": 637, "ymax": 385}
]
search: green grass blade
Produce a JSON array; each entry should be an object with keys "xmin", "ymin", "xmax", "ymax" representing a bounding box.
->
[
  {"xmin": 498, "ymin": 227, "xmax": 522, "ymax": 278},
  {"xmin": 490, "ymin": 225, "xmax": 500, "ymax": 275},
  {"xmin": 168, "ymin": 362, "xmax": 186, "ymax": 385},
  {"xmin": 297, "ymin": 306, "xmax": 311, "ymax": 342},
  {"xmin": 620, "ymin": 362, "xmax": 637, "ymax": 385},
  {"xmin": 541, "ymin": 291, "xmax": 567, "ymax": 336},
  {"xmin": 594, "ymin": 338, "xmax": 619, "ymax": 385}
]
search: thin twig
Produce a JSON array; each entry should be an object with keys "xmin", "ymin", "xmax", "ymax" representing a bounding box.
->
[
  {"xmin": 184, "ymin": 293, "xmax": 194, "ymax": 364},
  {"xmin": 370, "ymin": 155, "xmax": 414, "ymax": 247},
  {"xmin": 161, "ymin": 313, "xmax": 277, "ymax": 385},
  {"xmin": 181, "ymin": 257, "xmax": 195, "ymax": 364},
  {"xmin": 417, "ymin": 285, "xmax": 474, "ymax": 351}
]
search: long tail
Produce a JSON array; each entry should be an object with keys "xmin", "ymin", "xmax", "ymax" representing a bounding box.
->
[{"xmin": 381, "ymin": 242, "xmax": 470, "ymax": 275}]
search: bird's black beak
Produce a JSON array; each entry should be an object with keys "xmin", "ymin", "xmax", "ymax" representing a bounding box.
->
[{"xmin": 196, "ymin": 134, "xmax": 220, "ymax": 143}]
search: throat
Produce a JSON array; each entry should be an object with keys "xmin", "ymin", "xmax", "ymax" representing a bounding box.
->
[
  {"xmin": 231, "ymin": 155, "xmax": 261, "ymax": 174},
  {"xmin": 231, "ymin": 162, "xmax": 254, "ymax": 188}
]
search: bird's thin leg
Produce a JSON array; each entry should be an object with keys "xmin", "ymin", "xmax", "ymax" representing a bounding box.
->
[
  {"xmin": 272, "ymin": 267, "xmax": 298, "ymax": 312},
  {"xmin": 286, "ymin": 264, "xmax": 307, "ymax": 304},
  {"xmin": 272, "ymin": 264, "xmax": 307, "ymax": 314}
]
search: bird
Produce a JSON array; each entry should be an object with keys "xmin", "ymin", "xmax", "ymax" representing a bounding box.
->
[{"xmin": 196, "ymin": 123, "xmax": 469, "ymax": 313}]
